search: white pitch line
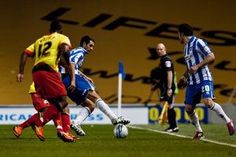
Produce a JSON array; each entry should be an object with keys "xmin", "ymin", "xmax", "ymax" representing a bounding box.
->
[{"xmin": 128, "ymin": 125, "xmax": 236, "ymax": 148}]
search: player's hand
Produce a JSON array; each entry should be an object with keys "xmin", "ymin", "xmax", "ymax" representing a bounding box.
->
[
  {"xmin": 17, "ymin": 73, "xmax": 24, "ymax": 82},
  {"xmin": 167, "ymin": 88, "xmax": 173, "ymax": 97},
  {"xmin": 86, "ymin": 77, "xmax": 94, "ymax": 84},
  {"xmin": 177, "ymin": 76, "xmax": 187, "ymax": 89},
  {"xmin": 68, "ymin": 81, "xmax": 76, "ymax": 92},
  {"xmin": 189, "ymin": 65, "xmax": 199, "ymax": 74},
  {"xmin": 68, "ymin": 85, "xmax": 76, "ymax": 93}
]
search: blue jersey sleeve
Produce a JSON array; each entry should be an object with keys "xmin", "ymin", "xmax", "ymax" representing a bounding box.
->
[{"xmin": 197, "ymin": 39, "xmax": 212, "ymax": 56}]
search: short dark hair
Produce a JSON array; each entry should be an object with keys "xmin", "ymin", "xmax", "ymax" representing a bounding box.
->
[
  {"xmin": 80, "ymin": 35, "xmax": 95, "ymax": 46},
  {"xmin": 49, "ymin": 20, "xmax": 62, "ymax": 32},
  {"xmin": 178, "ymin": 24, "xmax": 193, "ymax": 36}
]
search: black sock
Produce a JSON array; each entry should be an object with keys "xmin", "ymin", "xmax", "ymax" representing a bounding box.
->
[{"xmin": 168, "ymin": 108, "xmax": 177, "ymax": 128}]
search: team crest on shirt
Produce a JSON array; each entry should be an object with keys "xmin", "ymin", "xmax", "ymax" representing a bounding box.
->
[{"xmin": 165, "ymin": 61, "xmax": 171, "ymax": 68}]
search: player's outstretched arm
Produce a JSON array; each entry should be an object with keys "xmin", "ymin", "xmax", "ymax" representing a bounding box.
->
[{"xmin": 17, "ymin": 52, "xmax": 28, "ymax": 82}]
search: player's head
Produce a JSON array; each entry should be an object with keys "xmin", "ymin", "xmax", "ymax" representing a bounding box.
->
[
  {"xmin": 178, "ymin": 24, "xmax": 193, "ymax": 36},
  {"xmin": 178, "ymin": 23, "xmax": 193, "ymax": 44},
  {"xmin": 80, "ymin": 35, "xmax": 95, "ymax": 53},
  {"xmin": 49, "ymin": 20, "xmax": 62, "ymax": 33},
  {"xmin": 156, "ymin": 43, "xmax": 166, "ymax": 56}
]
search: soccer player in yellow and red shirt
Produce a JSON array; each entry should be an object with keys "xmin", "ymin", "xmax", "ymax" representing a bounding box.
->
[{"xmin": 13, "ymin": 21, "xmax": 75, "ymax": 142}]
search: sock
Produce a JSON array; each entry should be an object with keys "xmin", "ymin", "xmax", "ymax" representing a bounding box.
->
[
  {"xmin": 53, "ymin": 112, "xmax": 63, "ymax": 131},
  {"xmin": 41, "ymin": 105, "xmax": 60, "ymax": 126},
  {"xmin": 19, "ymin": 105, "xmax": 59, "ymax": 129},
  {"xmin": 188, "ymin": 111, "xmax": 203, "ymax": 132},
  {"xmin": 61, "ymin": 113, "xmax": 70, "ymax": 132},
  {"xmin": 210, "ymin": 102, "xmax": 231, "ymax": 123},
  {"xmin": 19, "ymin": 113, "xmax": 42, "ymax": 128},
  {"xmin": 168, "ymin": 108, "xmax": 177, "ymax": 128},
  {"xmin": 75, "ymin": 107, "xmax": 91, "ymax": 125},
  {"xmin": 95, "ymin": 98, "xmax": 118, "ymax": 121}
]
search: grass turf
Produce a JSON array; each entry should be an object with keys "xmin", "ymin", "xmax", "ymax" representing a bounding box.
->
[{"xmin": 0, "ymin": 124, "xmax": 235, "ymax": 157}]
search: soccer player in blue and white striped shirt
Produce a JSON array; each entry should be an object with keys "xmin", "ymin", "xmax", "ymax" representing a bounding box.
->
[
  {"xmin": 61, "ymin": 35, "xmax": 130, "ymax": 136},
  {"xmin": 177, "ymin": 24, "xmax": 235, "ymax": 139}
]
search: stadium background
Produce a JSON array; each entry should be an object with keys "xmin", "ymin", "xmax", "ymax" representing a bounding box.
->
[{"xmin": 0, "ymin": 0, "xmax": 235, "ymax": 105}]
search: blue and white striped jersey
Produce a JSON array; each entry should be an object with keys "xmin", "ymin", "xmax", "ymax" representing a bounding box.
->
[
  {"xmin": 184, "ymin": 36, "xmax": 213, "ymax": 85},
  {"xmin": 69, "ymin": 47, "xmax": 87, "ymax": 75}
]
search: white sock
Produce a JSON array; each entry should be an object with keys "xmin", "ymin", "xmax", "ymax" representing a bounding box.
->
[
  {"xmin": 95, "ymin": 98, "xmax": 118, "ymax": 121},
  {"xmin": 188, "ymin": 111, "xmax": 203, "ymax": 132},
  {"xmin": 75, "ymin": 107, "xmax": 91, "ymax": 125},
  {"xmin": 56, "ymin": 125, "xmax": 63, "ymax": 130},
  {"xmin": 210, "ymin": 102, "xmax": 231, "ymax": 123}
]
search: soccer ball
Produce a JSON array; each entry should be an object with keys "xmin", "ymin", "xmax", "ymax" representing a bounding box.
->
[{"xmin": 113, "ymin": 124, "xmax": 128, "ymax": 138}]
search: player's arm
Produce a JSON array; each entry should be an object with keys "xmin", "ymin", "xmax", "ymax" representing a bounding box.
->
[
  {"xmin": 59, "ymin": 51, "xmax": 72, "ymax": 75},
  {"xmin": 65, "ymin": 51, "xmax": 76, "ymax": 92},
  {"xmin": 177, "ymin": 70, "xmax": 188, "ymax": 89},
  {"xmin": 198, "ymin": 52, "xmax": 215, "ymax": 67},
  {"xmin": 58, "ymin": 36, "xmax": 71, "ymax": 59},
  {"xmin": 166, "ymin": 70, "xmax": 173, "ymax": 97},
  {"xmin": 68, "ymin": 62, "xmax": 76, "ymax": 92},
  {"xmin": 190, "ymin": 53, "xmax": 215, "ymax": 73},
  {"xmin": 59, "ymin": 43, "xmax": 71, "ymax": 53},
  {"xmin": 17, "ymin": 48, "xmax": 34, "ymax": 82},
  {"xmin": 58, "ymin": 43, "xmax": 71, "ymax": 61},
  {"xmin": 164, "ymin": 59, "xmax": 173, "ymax": 96},
  {"xmin": 190, "ymin": 40, "xmax": 215, "ymax": 74},
  {"xmin": 78, "ymin": 70, "xmax": 94, "ymax": 84},
  {"xmin": 189, "ymin": 53, "xmax": 215, "ymax": 74}
]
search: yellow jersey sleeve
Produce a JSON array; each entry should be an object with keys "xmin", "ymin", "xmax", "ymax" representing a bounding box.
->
[{"xmin": 24, "ymin": 43, "xmax": 35, "ymax": 57}]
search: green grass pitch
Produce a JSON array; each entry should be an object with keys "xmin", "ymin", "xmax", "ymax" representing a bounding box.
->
[{"xmin": 0, "ymin": 124, "xmax": 236, "ymax": 157}]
